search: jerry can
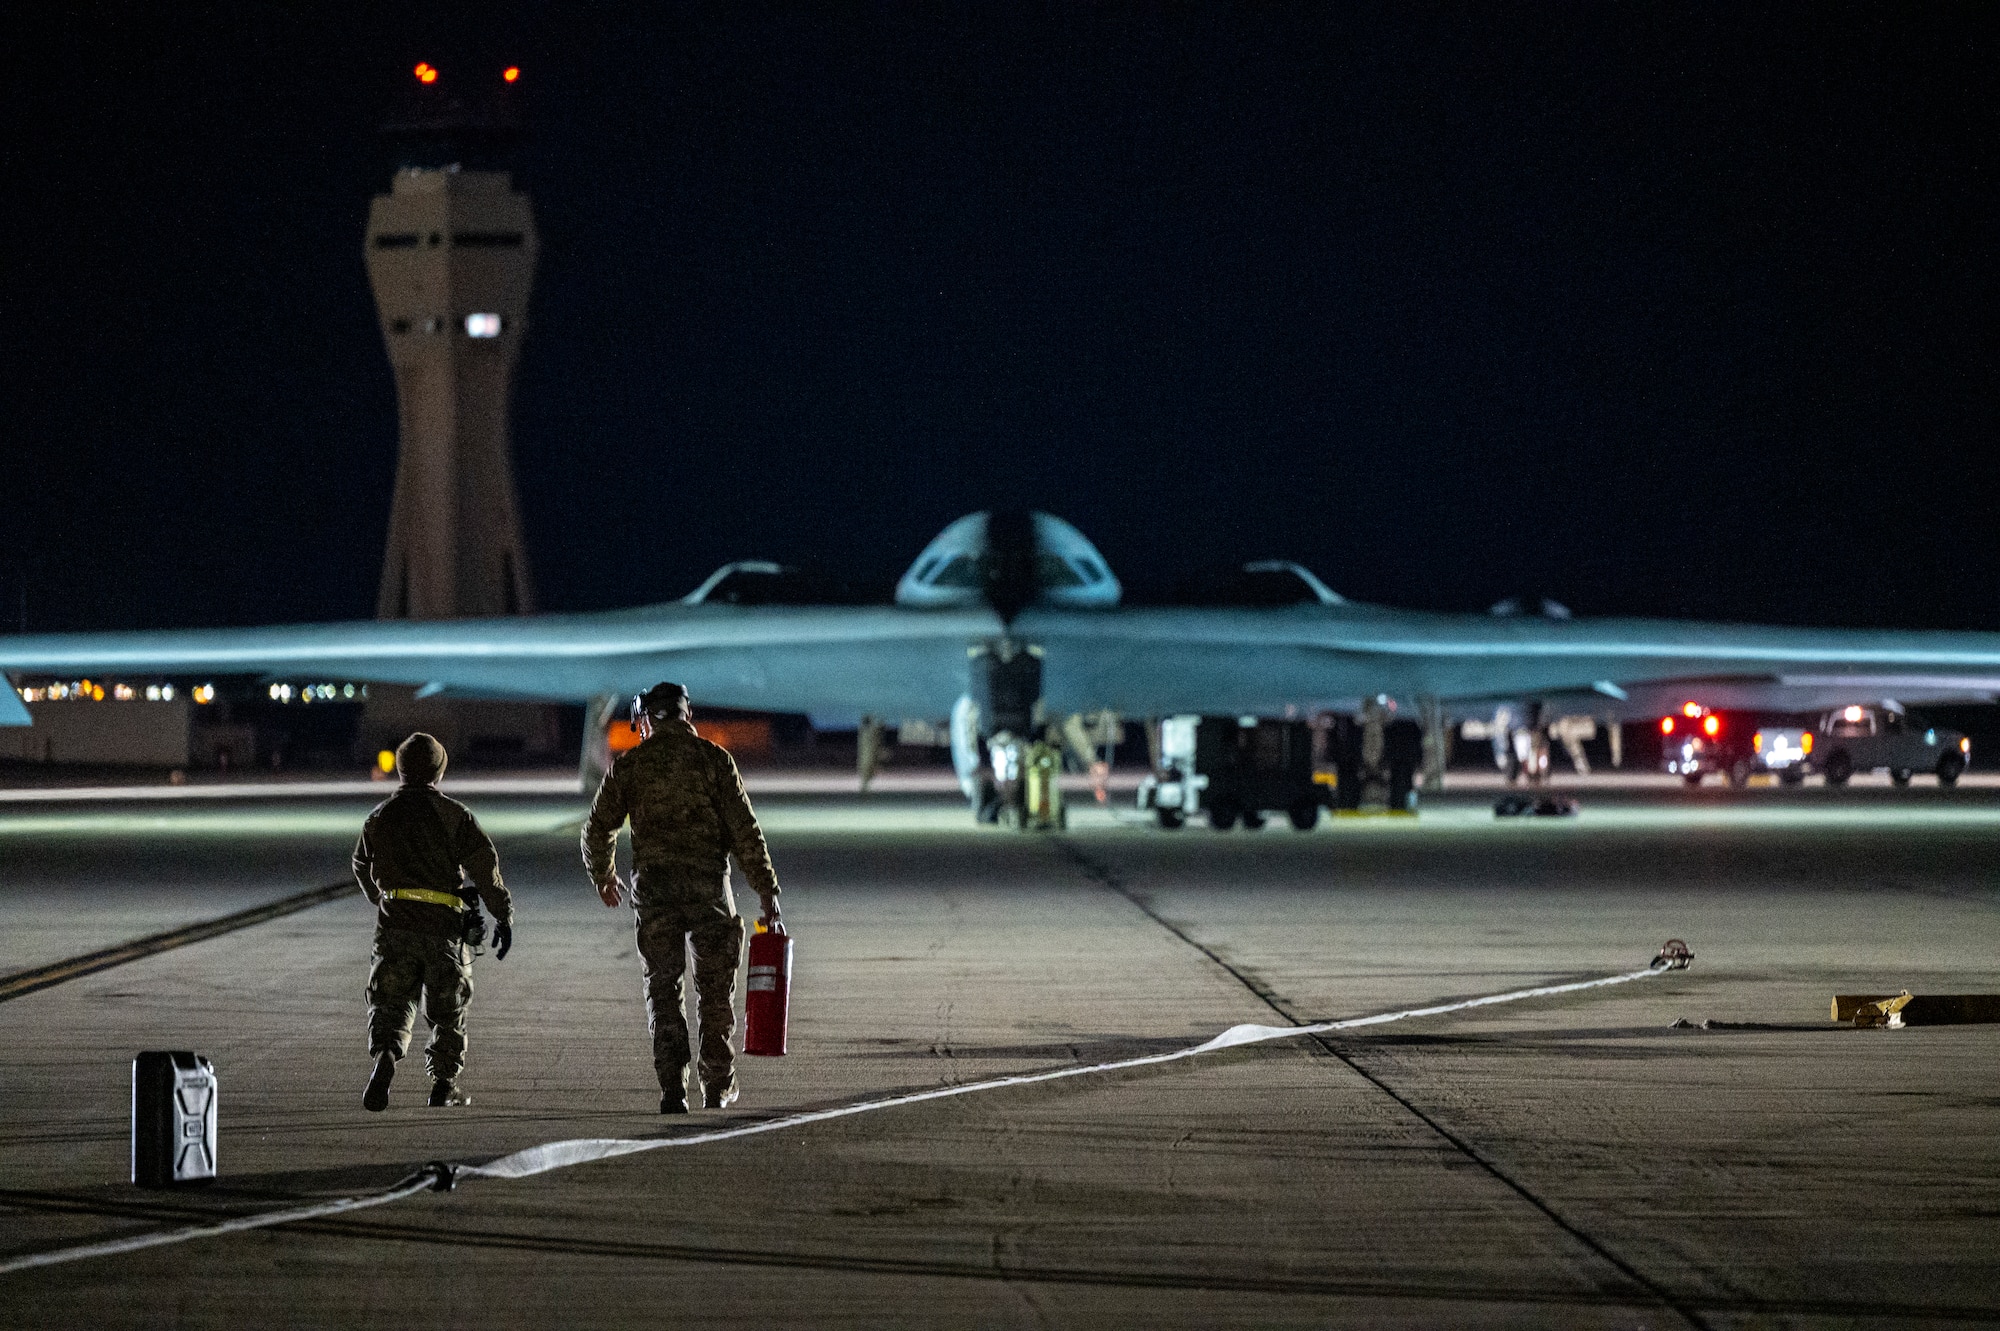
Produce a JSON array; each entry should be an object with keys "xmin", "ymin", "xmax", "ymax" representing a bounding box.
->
[{"xmin": 132, "ymin": 1051, "xmax": 217, "ymax": 1188}]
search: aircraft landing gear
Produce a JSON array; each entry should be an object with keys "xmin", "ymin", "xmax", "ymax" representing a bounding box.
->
[{"xmin": 959, "ymin": 640, "xmax": 1052, "ymax": 830}]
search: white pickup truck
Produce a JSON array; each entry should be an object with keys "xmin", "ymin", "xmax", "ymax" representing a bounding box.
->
[{"xmin": 1816, "ymin": 704, "xmax": 1969, "ymax": 787}]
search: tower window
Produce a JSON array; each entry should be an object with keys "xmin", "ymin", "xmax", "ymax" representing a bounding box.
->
[
  {"xmin": 390, "ymin": 318, "xmax": 411, "ymax": 334},
  {"xmin": 452, "ymin": 231, "xmax": 525, "ymax": 247},
  {"xmin": 372, "ymin": 233, "xmax": 420, "ymax": 249},
  {"xmin": 464, "ymin": 313, "xmax": 503, "ymax": 338}
]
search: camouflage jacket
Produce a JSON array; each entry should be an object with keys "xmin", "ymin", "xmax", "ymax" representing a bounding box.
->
[
  {"xmin": 582, "ymin": 719, "xmax": 779, "ymax": 907},
  {"xmin": 352, "ymin": 784, "xmax": 511, "ymax": 939}
]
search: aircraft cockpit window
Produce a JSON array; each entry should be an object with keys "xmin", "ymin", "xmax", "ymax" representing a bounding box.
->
[
  {"xmin": 1036, "ymin": 554, "xmax": 1085, "ymax": 588},
  {"xmin": 927, "ymin": 555, "xmax": 983, "ymax": 589},
  {"xmin": 893, "ymin": 511, "xmax": 1122, "ymax": 607}
]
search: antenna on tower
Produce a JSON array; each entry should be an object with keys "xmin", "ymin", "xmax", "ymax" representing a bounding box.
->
[{"xmin": 382, "ymin": 57, "xmax": 528, "ymax": 171}]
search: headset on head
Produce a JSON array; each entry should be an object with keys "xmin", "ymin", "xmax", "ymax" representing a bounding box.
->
[{"xmin": 630, "ymin": 688, "xmax": 686, "ymax": 740}]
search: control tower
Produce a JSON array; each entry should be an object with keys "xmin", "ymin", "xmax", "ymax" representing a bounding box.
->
[
  {"xmin": 366, "ymin": 66, "xmax": 537, "ymax": 620},
  {"xmin": 357, "ymin": 63, "xmax": 560, "ymax": 768}
]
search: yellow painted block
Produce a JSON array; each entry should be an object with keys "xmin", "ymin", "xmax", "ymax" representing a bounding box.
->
[
  {"xmin": 1833, "ymin": 992, "xmax": 2000, "ymax": 1025},
  {"xmin": 1832, "ymin": 994, "xmax": 1899, "ymax": 1022}
]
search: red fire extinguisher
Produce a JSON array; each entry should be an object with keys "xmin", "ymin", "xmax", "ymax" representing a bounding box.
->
[{"xmin": 743, "ymin": 919, "xmax": 792, "ymax": 1056}]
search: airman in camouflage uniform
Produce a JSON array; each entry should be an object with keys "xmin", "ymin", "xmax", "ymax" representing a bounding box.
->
[
  {"xmin": 353, "ymin": 733, "xmax": 513, "ymax": 1111},
  {"xmin": 582, "ymin": 682, "xmax": 780, "ymax": 1113}
]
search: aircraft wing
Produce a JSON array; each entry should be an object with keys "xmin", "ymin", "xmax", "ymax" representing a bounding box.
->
[
  {"xmin": 1020, "ymin": 604, "xmax": 2000, "ymax": 717},
  {"xmin": 0, "ymin": 604, "xmax": 1004, "ymax": 724},
  {"xmin": 12, "ymin": 596, "xmax": 2000, "ymax": 730}
]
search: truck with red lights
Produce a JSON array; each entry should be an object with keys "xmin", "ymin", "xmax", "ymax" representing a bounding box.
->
[{"xmin": 1659, "ymin": 703, "xmax": 1815, "ymax": 787}]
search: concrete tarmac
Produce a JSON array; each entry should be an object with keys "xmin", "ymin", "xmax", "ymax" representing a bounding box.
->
[{"xmin": 1, "ymin": 777, "xmax": 1996, "ymax": 1328}]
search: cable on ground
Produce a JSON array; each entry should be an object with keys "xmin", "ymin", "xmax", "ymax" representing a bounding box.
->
[{"xmin": 0, "ymin": 956, "xmax": 1683, "ymax": 1275}]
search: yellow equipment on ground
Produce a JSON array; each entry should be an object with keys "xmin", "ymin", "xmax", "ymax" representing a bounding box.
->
[{"xmin": 1022, "ymin": 740, "xmax": 1066, "ymax": 831}]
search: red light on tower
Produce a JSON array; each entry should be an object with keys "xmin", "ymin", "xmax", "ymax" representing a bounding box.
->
[
  {"xmin": 503, "ymin": 66, "xmax": 520, "ymax": 83},
  {"xmin": 414, "ymin": 62, "xmax": 438, "ymax": 84}
]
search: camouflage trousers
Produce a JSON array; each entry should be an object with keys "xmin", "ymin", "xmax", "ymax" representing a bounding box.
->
[
  {"xmin": 366, "ymin": 927, "xmax": 474, "ymax": 1082},
  {"xmin": 635, "ymin": 900, "xmax": 744, "ymax": 1096}
]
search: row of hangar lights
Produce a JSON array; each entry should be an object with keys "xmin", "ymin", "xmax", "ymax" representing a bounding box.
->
[
  {"xmin": 15, "ymin": 681, "xmax": 362, "ymax": 705},
  {"xmin": 18, "ymin": 680, "xmax": 187, "ymax": 703}
]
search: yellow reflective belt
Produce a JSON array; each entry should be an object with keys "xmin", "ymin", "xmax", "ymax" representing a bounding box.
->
[{"xmin": 386, "ymin": 887, "xmax": 467, "ymax": 909}]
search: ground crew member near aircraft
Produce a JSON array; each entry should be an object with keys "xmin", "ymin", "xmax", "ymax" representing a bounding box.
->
[
  {"xmin": 582, "ymin": 682, "xmax": 780, "ymax": 1114},
  {"xmin": 353, "ymin": 733, "xmax": 513, "ymax": 1111}
]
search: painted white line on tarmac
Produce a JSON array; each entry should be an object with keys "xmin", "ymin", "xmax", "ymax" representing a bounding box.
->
[
  {"xmin": 0, "ymin": 1172, "xmax": 441, "ymax": 1275},
  {"xmin": 470, "ymin": 963, "xmax": 1667, "ymax": 1179},
  {"xmin": 0, "ymin": 959, "xmax": 1674, "ymax": 1275}
]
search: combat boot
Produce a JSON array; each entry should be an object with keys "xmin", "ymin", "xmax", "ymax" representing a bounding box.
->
[
  {"xmin": 703, "ymin": 1076, "xmax": 739, "ymax": 1110},
  {"xmin": 362, "ymin": 1052, "xmax": 396, "ymax": 1112},
  {"xmin": 428, "ymin": 1080, "xmax": 471, "ymax": 1107}
]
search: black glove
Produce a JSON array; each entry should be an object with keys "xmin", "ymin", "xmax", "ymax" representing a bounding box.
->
[{"xmin": 492, "ymin": 921, "xmax": 513, "ymax": 960}]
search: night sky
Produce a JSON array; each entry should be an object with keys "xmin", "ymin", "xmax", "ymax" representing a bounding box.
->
[{"xmin": 5, "ymin": 5, "xmax": 1995, "ymax": 634}]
